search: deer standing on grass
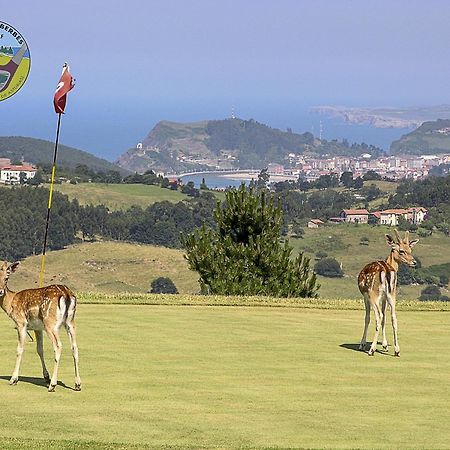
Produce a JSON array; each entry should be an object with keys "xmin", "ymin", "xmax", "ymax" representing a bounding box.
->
[
  {"xmin": 358, "ymin": 230, "xmax": 418, "ymax": 356},
  {"xmin": 0, "ymin": 261, "xmax": 81, "ymax": 392}
]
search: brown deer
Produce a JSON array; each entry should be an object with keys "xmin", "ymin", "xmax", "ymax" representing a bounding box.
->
[
  {"xmin": 0, "ymin": 261, "xmax": 81, "ymax": 392},
  {"xmin": 358, "ymin": 230, "xmax": 418, "ymax": 356}
]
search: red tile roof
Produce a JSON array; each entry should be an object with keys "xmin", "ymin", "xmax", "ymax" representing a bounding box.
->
[{"xmin": 342, "ymin": 209, "xmax": 369, "ymax": 215}]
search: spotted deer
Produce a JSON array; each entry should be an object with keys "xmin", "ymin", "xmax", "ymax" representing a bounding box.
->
[
  {"xmin": 0, "ymin": 261, "xmax": 81, "ymax": 392},
  {"xmin": 358, "ymin": 230, "xmax": 418, "ymax": 356}
]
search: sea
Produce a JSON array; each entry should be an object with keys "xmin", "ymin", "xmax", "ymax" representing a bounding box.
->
[{"xmin": 180, "ymin": 173, "xmax": 255, "ymax": 189}]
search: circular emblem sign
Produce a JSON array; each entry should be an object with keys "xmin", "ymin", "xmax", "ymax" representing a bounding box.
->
[{"xmin": 0, "ymin": 21, "xmax": 30, "ymax": 101}]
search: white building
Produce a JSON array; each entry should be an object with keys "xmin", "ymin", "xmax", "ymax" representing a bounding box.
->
[{"xmin": 0, "ymin": 164, "xmax": 37, "ymax": 184}]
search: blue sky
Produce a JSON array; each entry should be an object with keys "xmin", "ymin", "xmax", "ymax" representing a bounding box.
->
[{"xmin": 2, "ymin": 0, "xmax": 450, "ymax": 160}]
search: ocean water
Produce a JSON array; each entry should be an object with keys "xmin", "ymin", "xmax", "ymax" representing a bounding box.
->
[{"xmin": 180, "ymin": 174, "xmax": 253, "ymax": 189}]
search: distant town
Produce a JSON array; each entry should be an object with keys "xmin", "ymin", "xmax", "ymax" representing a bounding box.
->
[
  {"xmin": 281, "ymin": 152, "xmax": 450, "ymax": 181},
  {"xmin": 169, "ymin": 152, "xmax": 450, "ymax": 182}
]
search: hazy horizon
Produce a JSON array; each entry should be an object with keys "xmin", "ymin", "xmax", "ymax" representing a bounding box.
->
[{"xmin": 3, "ymin": 0, "xmax": 450, "ymax": 160}]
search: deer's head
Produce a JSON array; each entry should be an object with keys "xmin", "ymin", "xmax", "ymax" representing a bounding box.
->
[
  {"xmin": 386, "ymin": 230, "xmax": 419, "ymax": 267},
  {"xmin": 0, "ymin": 261, "xmax": 20, "ymax": 297}
]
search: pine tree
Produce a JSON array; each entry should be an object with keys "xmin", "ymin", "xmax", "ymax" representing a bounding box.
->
[{"xmin": 181, "ymin": 184, "xmax": 319, "ymax": 297}]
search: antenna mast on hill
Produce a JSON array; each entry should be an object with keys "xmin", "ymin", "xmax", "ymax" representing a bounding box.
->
[
  {"xmin": 231, "ymin": 105, "xmax": 236, "ymax": 119},
  {"xmin": 319, "ymin": 120, "xmax": 323, "ymax": 140}
]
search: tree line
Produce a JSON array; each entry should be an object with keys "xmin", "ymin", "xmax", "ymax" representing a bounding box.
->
[{"xmin": 0, "ymin": 186, "xmax": 217, "ymax": 261}]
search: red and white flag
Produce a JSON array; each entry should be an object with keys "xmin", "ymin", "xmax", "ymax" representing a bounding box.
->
[{"xmin": 53, "ymin": 63, "xmax": 75, "ymax": 114}]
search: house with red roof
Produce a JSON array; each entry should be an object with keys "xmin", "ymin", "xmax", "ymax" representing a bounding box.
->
[
  {"xmin": 375, "ymin": 207, "xmax": 428, "ymax": 226},
  {"xmin": 307, "ymin": 219, "xmax": 325, "ymax": 229},
  {"xmin": 0, "ymin": 163, "xmax": 37, "ymax": 184},
  {"xmin": 340, "ymin": 209, "xmax": 369, "ymax": 224}
]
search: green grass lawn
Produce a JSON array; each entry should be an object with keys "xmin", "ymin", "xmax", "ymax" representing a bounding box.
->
[
  {"xmin": 0, "ymin": 303, "xmax": 449, "ymax": 449},
  {"xmin": 50, "ymin": 183, "xmax": 188, "ymax": 210}
]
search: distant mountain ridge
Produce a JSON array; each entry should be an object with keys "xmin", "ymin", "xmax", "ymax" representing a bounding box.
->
[
  {"xmin": 390, "ymin": 119, "xmax": 450, "ymax": 155},
  {"xmin": 116, "ymin": 118, "xmax": 384, "ymax": 173},
  {"xmin": 313, "ymin": 105, "xmax": 450, "ymax": 129},
  {"xmin": 0, "ymin": 136, "xmax": 128, "ymax": 174}
]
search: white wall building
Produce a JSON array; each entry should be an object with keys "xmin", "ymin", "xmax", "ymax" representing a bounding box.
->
[{"xmin": 0, "ymin": 165, "xmax": 37, "ymax": 184}]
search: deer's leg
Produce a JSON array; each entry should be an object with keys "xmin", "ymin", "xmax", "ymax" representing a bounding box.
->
[
  {"xmin": 368, "ymin": 296, "xmax": 382, "ymax": 356},
  {"xmin": 65, "ymin": 322, "xmax": 81, "ymax": 391},
  {"xmin": 387, "ymin": 292, "xmax": 400, "ymax": 356},
  {"xmin": 46, "ymin": 326, "xmax": 62, "ymax": 392},
  {"xmin": 381, "ymin": 295, "xmax": 389, "ymax": 352},
  {"xmin": 10, "ymin": 325, "xmax": 27, "ymax": 385},
  {"xmin": 359, "ymin": 295, "xmax": 371, "ymax": 351},
  {"xmin": 35, "ymin": 330, "xmax": 50, "ymax": 384}
]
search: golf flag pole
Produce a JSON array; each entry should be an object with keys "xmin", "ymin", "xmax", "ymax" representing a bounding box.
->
[{"xmin": 39, "ymin": 63, "xmax": 74, "ymax": 287}]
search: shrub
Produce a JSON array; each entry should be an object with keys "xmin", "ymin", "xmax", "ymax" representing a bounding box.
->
[
  {"xmin": 419, "ymin": 285, "xmax": 441, "ymax": 301},
  {"xmin": 149, "ymin": 277, "xmax": 178, "ymax": 294},
  {"xmin": 315, "ymin": 251, "xmax": 328, "ymax": 260},
  {"xmin": 439, "ymin": 274, "xmax": 450, "ymax": 287},
  {"xmin": 359, "ymin": 236, "xmax": 370, "ymax": 246},
  {"xmin": 314, "ymin": 257, "xmax": 343, "ymax": 278},
  {"xmin": 181, "ymin": 185, "xmax": 319, "ymax": 297}
]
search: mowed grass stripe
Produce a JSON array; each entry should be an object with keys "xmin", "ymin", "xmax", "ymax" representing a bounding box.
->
[
  {"xmin": 77, "ymin": 292, "xmax": 450, "ymax": 311},
  {"xmin": 0, "ymin": 305, "xmax": 449, "ymax": 449}
]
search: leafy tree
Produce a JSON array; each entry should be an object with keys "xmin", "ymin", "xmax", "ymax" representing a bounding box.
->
[
  {"xmin": 181, "ymin": 185, "xmax": 319, "ymax": 297},
  {"xmin": 363, "ymin": 170, "xmax": 382, "ymax": 181},
  {"xmin": 257, "ymin": 168, "xmax": 270, "ymax": 189},
  {"xmin": 150, "ymin": 277, "xmax": 178, "ymax": 294},
  {"xmin": 181, "ymin": 181, "xmax": 199, "ymax": 197},
  {"xmin": 29, "ymin": 168, "xmax": 45, "ymax": 186},
  {"xmin": 19, "ymin": 172, "xmax": 27, "ymax": 185},
  {"xmin": 314, "ymin": 257, "xmax": 343, "ymax": 278},
  {"xmin": 360, "ymin": 183, "xmax": 382, "ymax": 201},
  {"xmin": 353, "ymin": 177, "xmax": 364, "ymax": 189},
  {"xmin": 439, "ymin": 274, "xmax": 449, "ymax": 287},
  {"xmin": 291, "ymin": 224, "xmax": 304, "ymax": 238},
  {"xmin": 340, "ymin": 171, "xmax": 354, "ymax": 188},
  {"xmin": 397, "ymin": 216, "xmax": 418, "ymax": 232}
]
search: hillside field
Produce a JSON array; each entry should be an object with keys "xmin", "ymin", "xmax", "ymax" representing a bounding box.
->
[
  {"xmin": 11, "ymin": 226, "xmax": 450, "ymax": 300},
  {"xmin": 291, "ymin": 224, "xmax": 450, "ymax": 299},
  {"xmin": 50, "ymin": 183, "xmax": 189, "ymax": 210},
  {"xmin": 0, "ymin": 301, "xmax": 449, "ymax": 449},
  {"xmin": 11, "ymin": 241, "xmax": 199, "ymax": 294}
]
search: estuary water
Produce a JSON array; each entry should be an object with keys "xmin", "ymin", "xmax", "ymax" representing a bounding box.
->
[{"xmin": 179, "ymin": 174, "xmax": 255, "ymax": 189}]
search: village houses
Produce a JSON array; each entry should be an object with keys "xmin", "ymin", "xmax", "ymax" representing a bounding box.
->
[{"xmin": 0, "ymin": 158, "xmax": 37, "ymax": 184}]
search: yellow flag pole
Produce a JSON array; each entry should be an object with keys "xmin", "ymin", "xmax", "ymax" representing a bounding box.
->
[{"xmin": 39, "ymin": 113, "xmax": 62, "ymax": 287}]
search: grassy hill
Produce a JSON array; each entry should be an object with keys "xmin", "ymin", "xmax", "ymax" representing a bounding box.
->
[
  {"xmin": 0, "ymin": 302, "xmax": 449, "ymax": 449},
  {"xmin": 10, "ymin": 228, "xmax": 450, "ymax": 300},
  {"xmin": 50, "ymin": 183, "xmax": 189, "ymax": 210},
  {"xmin": 0, "ymin": 136, "xmax": 127, "ymax": 173},
  {"xmin": 11, "ymin": 241, "xmax": 199, "ymax": 294},
  {"xmin": 391, "ymin": 118, "xmax": 450, "ymax": 155}
]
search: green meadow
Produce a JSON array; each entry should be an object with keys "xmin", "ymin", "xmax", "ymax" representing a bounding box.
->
[
  {"xmin": 0, "ymin": 300, "xmax": 449, "ymax": 449},
  {"xmin": 50, "ymin": 183, "xmax": 189, "ymax": 210}
]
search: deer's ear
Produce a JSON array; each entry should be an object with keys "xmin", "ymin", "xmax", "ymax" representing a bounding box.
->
[
  {"xmin": 385, "ymin": 234, "xmax": 395, "ymax": 246},
  {"xmin": 409, "ymin": 239, "xmax": 419, "ymax": 248},
  {"xmin": 7, "ymin": 262, "xmax": 20, "ymax": 274}
]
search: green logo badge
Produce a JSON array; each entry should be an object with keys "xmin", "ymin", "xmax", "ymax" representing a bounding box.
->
[{"xmin": 0, "ymin": 21, "xmax": 30, "ymax": 101}]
